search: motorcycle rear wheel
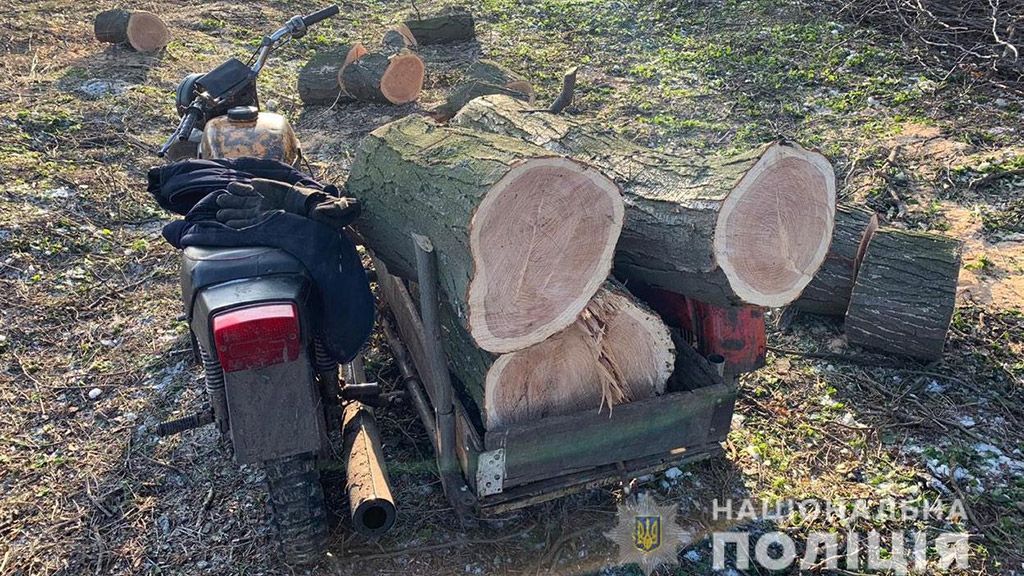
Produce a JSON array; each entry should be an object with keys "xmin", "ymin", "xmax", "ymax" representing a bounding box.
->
[{"xmin": 264, "ymin": 453, "xmax": 328, "ymax": 565}]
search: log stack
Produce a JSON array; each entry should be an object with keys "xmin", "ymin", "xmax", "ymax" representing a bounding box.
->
[
  {"xmin": 94, "ymin": 9, "xmax": 170, "ymax": 52},
  {"xmin": 349, "ymin": 101, "xmax": 841, "ymax": 430},
  {"xmin": 451, "ymin": 94, "xmax": 838, "ymax": 309}
]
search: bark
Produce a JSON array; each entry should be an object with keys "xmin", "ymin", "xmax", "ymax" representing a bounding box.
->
[
  {"xmin": 404, "ymin": 9, "xmax": 475, "ymax": 45},
  {"xmin": 792, "ymin": 204, "xmax": 880, "ymax": 316},
  {"xmin": 340, "ymin": 51, "xmax": 424, "ymax": 105},
  {"xmin": 442, "ymin": 283, "xmax": 674, "ymax": 430},
  {"xmin": 298, "ymin": 44, "xmax": 365, "ymax": 106},
  {"xmin": 382, "ymin": 25, "xmax": 417, "ymax": 52},
  {"xmin": 845, "ymin": 228, "xmax": 963, "ymax": 361},
  {"xmin": 451, "ymin": 95, "xmax": 837, "ymax": 308},
  {"xmin": 347, "ymin": 114, "xmax": 623, "ymax": 353},
  {"xmin": 430, "ymin": 60, "xmax": 536, "ymax": 120},
  {"xmin": 94, "ymin": 9, "xmax": 131, "ymax": 44}
]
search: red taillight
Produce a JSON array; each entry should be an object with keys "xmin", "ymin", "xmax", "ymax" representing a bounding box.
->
[{"xmin": 212, "ymin": 303, "xmax": 301, "ymax": 373}]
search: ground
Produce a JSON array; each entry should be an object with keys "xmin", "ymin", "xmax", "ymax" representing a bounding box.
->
[{"xmin": 1, "ymin": 0, "xmax": 1022, "ymax": 575}]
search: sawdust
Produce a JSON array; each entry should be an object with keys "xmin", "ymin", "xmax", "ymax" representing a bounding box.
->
[{"xmin": 946, "ymin": 203, "xmax": 1024, "ymax": 310}]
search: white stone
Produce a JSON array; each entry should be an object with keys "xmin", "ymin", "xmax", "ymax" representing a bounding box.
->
[{"xmin": 87, "ymin": 387, "xmax": 103, "ymax": 400}]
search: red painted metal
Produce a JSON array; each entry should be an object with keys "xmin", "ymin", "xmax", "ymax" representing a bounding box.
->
[{"xmin": 629, "ymin": 285, "xmax": 766, "ymax": 374}]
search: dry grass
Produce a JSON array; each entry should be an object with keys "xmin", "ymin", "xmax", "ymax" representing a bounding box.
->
[{"xmin": 1, "ymin": 0, "xmax": 1022, "ymax": 575}]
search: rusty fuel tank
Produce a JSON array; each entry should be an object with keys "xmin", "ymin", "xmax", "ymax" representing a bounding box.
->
[{"xmin": 200, "ymin": 106, "xmax": 300, "ymax": 166}]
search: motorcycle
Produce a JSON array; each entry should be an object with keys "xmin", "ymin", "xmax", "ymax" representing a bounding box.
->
[{"xmin": 152, "ymin": 6, "xmax": 393, "ymax": 564}]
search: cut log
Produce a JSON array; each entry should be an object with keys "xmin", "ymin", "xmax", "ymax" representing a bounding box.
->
[
  {"xmin": 844, "ymin": 228, "xmax": 963, "ymax": 361},
  {"xmin": 404, "ymin": 9, "xmax": 475, "ymax": 45},
  {"xmin": 443, "ymin": 284, "xmax": 675, "ymax": 430},
  {"xmin": 451, "ymin": 95, "xmax": 837, "ymax": 308},
  {"xmin": 382, "ymin": 25, "xmax": 417, "ymax": 52},
  {"xmin": 94, "ymin": 9, "xmax": 170, "ymax": 52},
  {"xmin": 340, "ymin": 51, "xmax": 425, "ymax": 105},
  {"xmin": 792, "ymin": 204, "xmax": 880, "ymax": 316},
  {"xmin": 347, "ymin": 114, "xmax": 624, "ymax": 353},
  {"xmin": 431, "ymin": 60, "xmax": 536, "ymax": 121},
  {"xmin": 297, "ymin": 43, "xmax": 368, "ymax": 106}
]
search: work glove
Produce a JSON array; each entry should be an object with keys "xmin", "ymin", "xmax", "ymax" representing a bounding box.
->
[{"xmin": 216, "ymin": 180, "xmax": 361, "ymax": 231}]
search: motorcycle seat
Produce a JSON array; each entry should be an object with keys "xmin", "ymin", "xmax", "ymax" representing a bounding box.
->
[{"xmin": 181, "ymin": 246, "xmax": 308, "ymax": 305}]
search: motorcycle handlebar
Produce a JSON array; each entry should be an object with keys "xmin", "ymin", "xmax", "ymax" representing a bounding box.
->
[
  {"xmin": 178, "ymin": 106, "xmax": 201, "ymax": 141},
  {"xmin": 302, "ymin": 5, "xmax": 339, "ymax": 27}
]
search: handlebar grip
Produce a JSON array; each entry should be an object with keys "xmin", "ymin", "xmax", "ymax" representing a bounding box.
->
[
  {"xmin": 178, "ymin": 108, "xmax": 201, "ymax": 141},
  {"xmin": 302, "ymin": 5, "xmax": 339, "ymax": 27}
]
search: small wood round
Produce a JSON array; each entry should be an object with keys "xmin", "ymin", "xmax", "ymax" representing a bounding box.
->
[
  {"xmin": 713, "ymin": 142, "xmax": 836, "ymax": 308},
  {"xmin": 845, "ymin": 228, "xmax": 963, "ymax": 361},
  {"xmin": 382, "ymin": 24, "xmax": 417, "ymax": 51},
  {"xmin": 379, "ymin": 51, "xmax": 425, "ymax": 104},
  {"xmin": 125, "ymin": 11, "xmax": 170, "ymax": 52}
]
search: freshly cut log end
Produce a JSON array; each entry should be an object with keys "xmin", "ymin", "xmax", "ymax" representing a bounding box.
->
[
  {"xmin": 298, "ymin": 43, "xmax": 368, "ymax": 106},
  {"xmin": 347, "ymin": 115, "xmax": 624, "ymax": 354},
  {"xmin": 483, "ymin": 285, "xmax": 674, "ymax": 429},
  {"xmin": 341, "ymin": 51, "xmax": 424, "ymax": 105},
  {"xmin": 845, "ymin": 228, "xmax": 963, "ymax": 361},
  {"xmin": 467, "ymin": 156, "xmax": 624, "ymax": 354},
  {"xmin": 404, "ymin": 9, "xmax": 475, "ymax": 45},
  {"xmin": 451, "ymin": 95, "xmax": 837, "ymax": 308},
  {"xmin": 125, "ymin": 11, "xmax": 170, "ymax": 52},
  {"xmin": 792, "ymin": 204, "xmax": 880, "ymax": 316},
  {"xmin": 713, "ymin": 141, "xmax": 836, "ymax": 308}
]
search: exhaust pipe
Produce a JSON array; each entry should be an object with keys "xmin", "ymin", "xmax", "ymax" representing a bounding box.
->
[{"xmin": 342, "ymin": 400, "xmax": 397, "ymax": 537}]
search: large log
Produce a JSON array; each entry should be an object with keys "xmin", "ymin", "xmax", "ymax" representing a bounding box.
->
[
  {"xmin": 443, "ymin": 284, "xmax": 674, "ymax": 430},
  {"xmin": 348, "ymin": 114, "xmax": 624, "ymax": 353},
  {"xmin": 791, "ymin": 204, "xmax": 880, "ymax": 316},
  {"xmin": 94, "ymin": 9, "xmax": 170, "ymax": 52},
  {"xmin": 381, "ymin": 25, "xmax": 417, "ymax": 52},
  {"xmin": 403, "ymin": 9, "xmax": 475, "ymax": 45},
  {"xmin": 451, "ymin": 95, "xmax": 837, "ymax": 308},
  {"xmin": 297, "ymin": 43, "xmax": 368, "ymax": 106},
  {"xmin": 340, "ymin": 51, "xmax": 425, "ymax": 105},
  {"xmin": 845, "ymin": 228, "xmax": 963, "ymax": 361}
]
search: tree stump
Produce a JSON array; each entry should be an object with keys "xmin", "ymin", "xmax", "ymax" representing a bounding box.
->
[
  {"xmin": 452, "ymin": 95, "xmax": 837, "ymax": 308},
  {"xmin": 94, "ymin": 9, "xmax": 170, "ymax": 52},
  {"xmin": 792, "ymin": 204, "xmax": 880, "ymax": 316},
  {"xmin": 347, "ymin": 114, "xmax": 624, "ymax": 354},
  {"xmin": 845, "ymin": 228, "xmax": 963, "ymax": 361},
  {"xmin": 340, "ymin": 51, "xmax": 425, "ymax": 105}
]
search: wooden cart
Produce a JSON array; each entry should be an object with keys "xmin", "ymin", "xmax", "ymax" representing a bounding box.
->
[{"xmin": 374, "ymin": 236, "xmax": 737, "ymax": 517}]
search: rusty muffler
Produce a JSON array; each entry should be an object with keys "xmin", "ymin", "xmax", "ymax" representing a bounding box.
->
[{"xmin": 342, "ymin": 400, "xmax": 397, "ymax": 537}]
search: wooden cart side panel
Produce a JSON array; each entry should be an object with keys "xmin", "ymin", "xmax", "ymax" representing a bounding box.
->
[{"xmin": 486, "ymin": 383, "xmax": 733, "ymax": 488}]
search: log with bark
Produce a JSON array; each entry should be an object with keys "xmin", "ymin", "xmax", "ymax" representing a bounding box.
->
[
  {"xmin": 94, "ymin": 9, "xmax": 170, "ymax": 52},
  {"xmin": 845, "ymin": 228, "xmax": 963, "ymax": 361},
  {"xmin": 791, "ymin": 204, "xmax": 880, "ymax": 316},
  {"xmin": 347, "ymin": 114, "xmax": 624, "ymax": 354},
  {"xmin": 431, "ymin": 60, "xmax": 536, "ymax": 120},
  {"xmin": 442, "ymin": 283, "xmax": 675, "ymax": 430},
  {"xmin": 297, "ymin": 43, "xmax": 368, "ymax": 106},
  {"xmin": 382, "ymin": 25, "xmax": 417, "ymax": 52},
  {"xmin": 403, "ymin": 9, "xmax": 475, "ymax": 45},
  {"xmin": 451, "ymin": 95, "xmax": 837, "ymax": 308},
  {"xmin": 340, "ymin": 51, "xmax": 425, "ymax": 105}
]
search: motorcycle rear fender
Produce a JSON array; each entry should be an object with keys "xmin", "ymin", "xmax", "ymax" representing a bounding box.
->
[{"xmin": 189, "ymin": 276, "xmax": 324, "ymax": 464}]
